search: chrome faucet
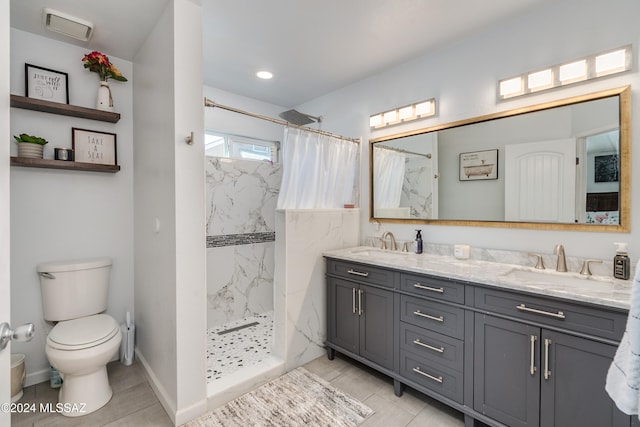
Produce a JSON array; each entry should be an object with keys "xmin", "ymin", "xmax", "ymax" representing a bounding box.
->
[
  {"xmin": 381, "ymin": 231, "xmax": 398, "ymax": 251},
  {"xmin": 554, "ymin": 244, "xmax": 567, "ymax": 272}
]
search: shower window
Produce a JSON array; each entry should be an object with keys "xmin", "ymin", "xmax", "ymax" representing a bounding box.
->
[{"xmin": 205, "ymin": 131, "xmax": 280, "ymax": 163}]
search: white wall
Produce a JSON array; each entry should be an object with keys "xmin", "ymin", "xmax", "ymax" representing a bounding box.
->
[
  {"xmin": 297, "ymin": 0, "xmax": 640, "ymax": 262},
  {"xmin": 1, "ymin": 0, "xmax": 11, "ymax": 419},
  {"xmin": 9, "ymin": 29, "xmax": 134, "ymax": 384},
  {"xmin": 133, "ymin": 0, "xmax": 206, "ymax": 424}
]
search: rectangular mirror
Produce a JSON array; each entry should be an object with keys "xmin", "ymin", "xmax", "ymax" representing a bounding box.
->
[{"xmin": 370, "ymin": 86, "xmax": 630, "ymax": 232}]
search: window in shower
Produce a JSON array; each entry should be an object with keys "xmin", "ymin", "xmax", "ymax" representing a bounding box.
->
[{"xmin": 205, "ymin": 130, "xmax": 280, "ymax": 163}]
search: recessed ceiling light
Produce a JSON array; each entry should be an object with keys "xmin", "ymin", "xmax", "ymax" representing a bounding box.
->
[{"xmin": 256, "ymin": 71, "xmax": 273, "ymax": 80}]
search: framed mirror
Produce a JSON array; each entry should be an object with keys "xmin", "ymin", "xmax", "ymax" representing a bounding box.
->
[{"xmin": 370, "ymin": 86, "xmax": 630, "ymax": 232}]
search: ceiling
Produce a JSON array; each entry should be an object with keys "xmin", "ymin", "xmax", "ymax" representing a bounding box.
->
[{"xmin": 11, "ymin": 0, "xmax": 553, "ymax": 108}]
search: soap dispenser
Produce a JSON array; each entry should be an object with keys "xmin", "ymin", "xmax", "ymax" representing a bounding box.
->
[
  {"xmin": 415, "ymin": 230, "xmax": 423, "ymax": 254},
  {"xmin": 613, "ymin": 242, "xmax": 630, "ymax": 280}
]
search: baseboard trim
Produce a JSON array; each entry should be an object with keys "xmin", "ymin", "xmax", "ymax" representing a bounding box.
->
[
  {"xmin": 25, "ymin": 368, "xmax": 50, "ymax": 387},
  {"xmin": 135, "ymin": 349, "xmax": 177, "ymax": 426}
]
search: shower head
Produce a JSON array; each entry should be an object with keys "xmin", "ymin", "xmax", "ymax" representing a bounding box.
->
[{"xmin": 278, "ymin": 109, "xmax": 322, "ymax": 126}]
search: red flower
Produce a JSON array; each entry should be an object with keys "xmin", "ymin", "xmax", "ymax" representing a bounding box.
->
[{"xmin": 82, "ymin": 51, "xmax": 127, "ymax": 82}]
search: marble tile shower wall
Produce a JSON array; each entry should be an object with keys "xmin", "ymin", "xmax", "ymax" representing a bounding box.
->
[{"xmin": 206, "ymin": 157, "xmax": 282, "ymax": 328}]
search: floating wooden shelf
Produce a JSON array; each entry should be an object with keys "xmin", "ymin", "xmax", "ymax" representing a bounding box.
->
[
  {"xmin": 10, "ymin": 95, "xmax": 120, "ymax": 123},
  {"xmin": 11, "ymin": 157, "xmax": 120, "ymax": 173}
]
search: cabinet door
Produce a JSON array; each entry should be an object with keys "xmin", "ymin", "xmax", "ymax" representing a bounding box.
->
[
  {"xmin": 541, "ymin": 330, "xmax": 630, "ymax": 427},
  {"xmin": 359, "ymin": 284, "xmax": 394, "ymax": 370},
  {"xmin": 328, "ymin": 278, "xmax": 359, "ymax": 353},
  {"xmin": 474, "ymin": 314, "xmax": 540, "ymax": 427}
]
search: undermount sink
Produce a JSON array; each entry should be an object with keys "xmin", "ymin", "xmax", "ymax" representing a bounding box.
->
[
  {"xmin": 501, "ymin": 268, "xmax": 614, "ymax": 289},
  {"xmin": 347, "ymin": 247, "xmax": 409, "ymax": 257}
]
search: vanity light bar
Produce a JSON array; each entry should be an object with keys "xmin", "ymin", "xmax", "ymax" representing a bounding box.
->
[
  {"xmin": 370, "ymin": 98, "xmax": 436, "ymax": 129},
  {"xmin": 498, "ymin": 45, "xmax": 631, "ymax": 100}
]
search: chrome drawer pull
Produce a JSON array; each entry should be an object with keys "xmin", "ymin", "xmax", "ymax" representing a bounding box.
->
[
  {"xmin": 347, "ymin": 269, "xmax": 369, "ymax": 277},
  {"xmin": 412, "ymin": 367, "xmax": 443, "ymax": 383},
  {"xmin": 516, "ymin": 304, "xmax": 566, "ymax": 319},
  {"xmin": 413, "ymin": 339, "xmax": 445, "ymax": 353},
  {"xmin": 530, "ymin": 335, "xmax": 537, "ymax": 376},
  {"xmin": 413, "ymin": 283, "xmax": 444, "ymax": 293},
  {"xmin": 413, "ymin": 310, "xmax": 444, "ymax": 322},
  {"xmin": 352, "ymin": 288, "xmax": 356, "ymax": 314},
  {"xmin": 544, "ymin": 338, "xmax": 552, "ymax": 380}
]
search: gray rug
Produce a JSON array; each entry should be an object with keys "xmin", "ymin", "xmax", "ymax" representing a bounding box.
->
[{"xmin": 186, "ymin": 367, "xmax": 374, "ymax": 427}]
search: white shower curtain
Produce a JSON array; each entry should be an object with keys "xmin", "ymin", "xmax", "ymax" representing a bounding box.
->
[
  {"xmin": 373, "ymin": 146, "xmax": 406, "ymax": 209},
  {"xmin": 277, "ymin": 127, "xmax": 359, "ymax": 209}
]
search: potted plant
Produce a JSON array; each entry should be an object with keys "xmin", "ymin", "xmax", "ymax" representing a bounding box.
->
[{"xmin": 14, "ymin": 133, "xmax": 48, "ymax": 159}]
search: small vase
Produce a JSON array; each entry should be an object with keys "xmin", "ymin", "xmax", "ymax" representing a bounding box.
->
[
  {"xmin": 96, "ymin": 81, "xmax": 114, "ymax": 112},
  {"xmin": 17, "ymin": 142, "xmax": 44, "ymax": 159}
]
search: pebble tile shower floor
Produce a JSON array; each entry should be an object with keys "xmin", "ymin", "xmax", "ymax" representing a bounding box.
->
[{"xmin": 206, "ymin": 311, "xmax": 274, "ymax": 383}]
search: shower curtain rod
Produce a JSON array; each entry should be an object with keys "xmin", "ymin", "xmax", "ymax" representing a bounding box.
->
[
  {"xmin": 375, "ymin": 144, "xmax": 432, "ymax": 158},
  {"xmin": 204, "ymin": 98, "xmax": 360, "ymax": 143}
]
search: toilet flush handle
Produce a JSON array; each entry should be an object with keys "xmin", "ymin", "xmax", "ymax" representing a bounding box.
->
[{"xmin": 39, "ymin": 272, "xmax": 56, "ymax": 279}]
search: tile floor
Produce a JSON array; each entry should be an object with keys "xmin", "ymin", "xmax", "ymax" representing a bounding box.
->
[
  {"xmin": 12, "ymin": 353, "xmax": 464, "ymax": 427},
  {"xmin": 206, "ymin": 311, "xmax": 273, "ymax": 383}
]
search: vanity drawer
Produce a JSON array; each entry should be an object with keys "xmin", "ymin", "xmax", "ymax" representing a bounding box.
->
[
  {"xmin": 400, "ymin": 322, "xmax": 463, "ymax": 371},
  {"xmin": 400, "ymin": 350, "xmax": 463, "ymax": 403},
  {"xmin": 326, "ymin": 259, "xmax": 394, "ymax": 288},
  {"xmin": 474, "ymin": 287, "xmax": 626, "ymax": 341},
  {"xmin": 400, "ymin": 295, "xmax": 465, "ymax": 339},
  {"xmin": 400, "ymin": 273, "xmax": 465, "ymax": 304}
]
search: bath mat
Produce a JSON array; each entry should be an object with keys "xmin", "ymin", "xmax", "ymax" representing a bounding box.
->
[{"xmin": 185, "ymin": 367, "xmax": 374, "ymax": 427}]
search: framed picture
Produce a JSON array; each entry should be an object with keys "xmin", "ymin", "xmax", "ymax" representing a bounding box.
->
[
  {"xmin": 594, "ymin": 154, "xmax": 619, "ymax": 183},
  {"xmin": 459, "ymin": 149, "xmax": 498, "ymax": 181},
  {"xmin": 72, "ymin": 128, "xmax": 118, "ymax": 165},
  {"xmin": 25, "ymin": 64, "xmax": 69, "ymax": 104}
]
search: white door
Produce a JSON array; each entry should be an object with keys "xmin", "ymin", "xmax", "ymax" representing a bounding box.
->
[
  {"xmin": 505, "ymin": 139, "xmax": 576, "ymax": 222},
  {"xmin": 1, "ymin": 2, "xmax": 11, "ymax": 424}
]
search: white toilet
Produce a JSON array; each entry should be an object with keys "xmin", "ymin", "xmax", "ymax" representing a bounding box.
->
[{"xmin": 37, "ymin": 257, "xmax": 122, "ymax": 417}]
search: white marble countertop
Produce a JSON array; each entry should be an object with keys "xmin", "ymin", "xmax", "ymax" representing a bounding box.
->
[{"xmin": 324, "ymin": 246, "xmax": 633, "ymax": 311}]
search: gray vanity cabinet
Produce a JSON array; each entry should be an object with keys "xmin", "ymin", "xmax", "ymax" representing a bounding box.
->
[
  {"xmin": 474, "ymin": 314, "xmax": 540, "ymax": 427},
  {"xmin": 325, "ymin": 256, "xmax": 633, "ymax": 427},
  {"xmin": 540, "ymin": 330, "xmax": 629, "ymax": 427},
  {"xmin": 326, "ymin": 262, "xmax": 394, "ymax": 371},
  {"xmin": 474, "ymin": 287, "xmax": 630, "ymax": 427}
]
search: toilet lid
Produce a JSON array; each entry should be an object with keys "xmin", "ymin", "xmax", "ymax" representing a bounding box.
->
[{"xmin": 48, "ymin": 314, "xmax": 119, "ymax": 350}]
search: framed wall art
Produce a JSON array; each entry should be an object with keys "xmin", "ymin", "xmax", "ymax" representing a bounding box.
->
[
  {"xmin": 25, "ymin": 63, "xmax": 69, "ymax": 104},
  {"xmin": 594, "ymin": 154, "xmax": 619, "ymax": 183},
  {"xmin": 459, "ymin": 149, "xmax": 498, "ymax": 181},
  {"xmin": 72, "ymin": 128, "xmax": 117, "ymax": 165}
]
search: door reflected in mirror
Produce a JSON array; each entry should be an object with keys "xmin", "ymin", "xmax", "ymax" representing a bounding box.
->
[{"xmin": 369, "ymin": 86, "xmax": 630, "ymax": 232}]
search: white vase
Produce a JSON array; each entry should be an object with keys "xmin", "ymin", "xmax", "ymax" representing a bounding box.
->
[
  {"xmin": 96, "ymin": 81, "xmax": 114, "ymax": 112},
  {"xmin": 17, "ymin": 143, "xmax": 44, "ymax": 159}
]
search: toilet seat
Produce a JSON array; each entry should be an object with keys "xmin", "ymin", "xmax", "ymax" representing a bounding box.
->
[{"xmin": 48, "ymin": 314, "xmax": 119, "ymax": 351}]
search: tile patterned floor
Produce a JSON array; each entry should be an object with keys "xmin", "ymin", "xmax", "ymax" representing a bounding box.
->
[
  {"xmin": 206, "ymin": 311, "xmax": 273, "ymax": 383},
  {"xmin": 12, "ymin": 347, "xmax": 465, "ymax": 427}
]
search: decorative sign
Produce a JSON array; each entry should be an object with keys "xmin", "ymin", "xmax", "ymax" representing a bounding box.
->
[
  {"xmin": 459, "ymin": 149, "xmax": 498, "ymax": 181},
  {"xmin": 72, "ymin": 128, "xmax": 117, "ymax": 165},
  {"xmin": 25, "ymin": 64, "xmax": 69, "ymax": 104}
]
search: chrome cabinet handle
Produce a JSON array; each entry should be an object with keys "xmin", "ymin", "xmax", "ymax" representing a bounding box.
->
[
  {"xmin": 530, "ymin": 335, "xmax": 537, "ymax": 376},
  {"xmin": 358, "ymin": 289, "xmax": 363, "ymax": 315},
  {"xmin": 352, "ymin": 288, "xmax": 356, "ymax": 314},
  {"xmin": 39, "ymin": 272, "xmax": 56, "ymax": 279},
  {"xmin": 413, "ymin": 283, "xmax": 444, "ymax": 293},
  {"xmin": 412, "ymin": 367, "xmax": 443, "ymax": 383},
  {"xmin": 544, "ymin": 338, "xmax": 552, "ymax": 380},
  {"xmin": 347, "ymin": 269, "xmax": 369, "ymax": 277},
  {"xmin": 413, "ymin": 310, "xmax": 444, "ymax": 322},
  {"xmin": 413, "ymin": 339, "xmax": 445, "ymax": 353},
  {"xmin": 516, "ymin": 304, "xmax": 566, "ymax": 319}
]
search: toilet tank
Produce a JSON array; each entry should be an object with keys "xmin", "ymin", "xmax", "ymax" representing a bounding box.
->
[{"xmin": 37, "ymin": 257, "xmax": 112, "ymax": 321}]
